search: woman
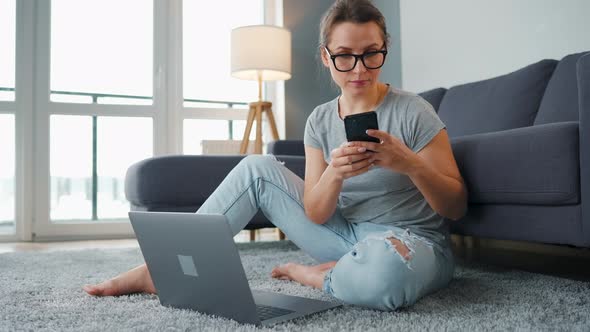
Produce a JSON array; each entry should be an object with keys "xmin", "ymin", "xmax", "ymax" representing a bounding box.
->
[{"xmin": 84, "ymin": 0, "xmax": 467, "ymax": 311}]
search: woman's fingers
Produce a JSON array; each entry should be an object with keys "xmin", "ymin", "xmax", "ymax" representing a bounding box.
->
[
  {"xmin": 343, "ymin": 158, "xmax": 373, "ymax": 179},
  {"xmin": 345, "ymin": 156, "xmax": 374, "ymax": 173},
  {"xmin": 331, "ymin": 146, "xmax": 367, "ymax": 160},
  {"xmin": 334, "ymin": 152, "xmax": 372, "ymax": 167},
  {"xmin": 329, "ymin": 144, "xmax": 375, "ymax": 179}
]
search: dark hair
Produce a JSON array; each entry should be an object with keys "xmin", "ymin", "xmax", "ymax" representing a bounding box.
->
[{"xmin": 318, "ymin": 0, "xmax": 390, "ymax": 50}]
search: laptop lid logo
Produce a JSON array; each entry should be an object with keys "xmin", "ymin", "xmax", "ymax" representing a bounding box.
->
[{"xmin": 177, "ymin": 255, "xmax": 199, "ymax": 277}]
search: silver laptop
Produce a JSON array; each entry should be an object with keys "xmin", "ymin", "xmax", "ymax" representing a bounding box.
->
[{"xmin": 128, "ymin": 211, "xmax": 342, "ymax": 326}]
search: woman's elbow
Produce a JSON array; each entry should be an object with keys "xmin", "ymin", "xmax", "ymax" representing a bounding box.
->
[
  {"xmin": 303, "ymin": 206, "xmax": 328, "ymax": 225},
  {"xmin": 448, "ymin": 189, "xmax": 468, "ymax": 221},
  {"xmin": 447, "ymin": 203, "xmax": 467, "ymax": 221},
  {"xmin": 305, "ymin": 210, "xmax": 327, "ymax": 225}
]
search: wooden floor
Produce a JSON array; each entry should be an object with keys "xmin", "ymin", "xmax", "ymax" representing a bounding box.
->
[
  {"xmin": 0, "ymin": 228, "xmax": 279, "ymax": 254},
  {"xmin": 1, "ymin": 231, "xmax": 589, "ymax": 282}
]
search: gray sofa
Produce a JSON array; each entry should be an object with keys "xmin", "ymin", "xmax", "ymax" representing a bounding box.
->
[{"xmin": 125, "ymin": 51, "xmax": 590, "ymax": 248}]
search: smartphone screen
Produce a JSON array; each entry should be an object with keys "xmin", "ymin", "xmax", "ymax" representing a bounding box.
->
[{"xmin": 344, "ymin": 111, "xmax": 380, "ymax": 143}]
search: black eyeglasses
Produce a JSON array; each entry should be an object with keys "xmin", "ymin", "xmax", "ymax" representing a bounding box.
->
[{"xmin": 324, "ymin": 46, "xmax": 388, "ymax": 72}]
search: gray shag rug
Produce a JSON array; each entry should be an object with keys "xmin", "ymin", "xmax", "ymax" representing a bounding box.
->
[{"xmin": 1, "ymin": 240, "xmax": 589, "ymax": 332}]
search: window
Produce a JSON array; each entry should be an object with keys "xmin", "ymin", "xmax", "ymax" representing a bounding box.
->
[
  {"xmin": 50, "ymin": 0, "xmax": 153, "ymax": 105},
  {"xmin": 0, "ymin": 0, "xmax": 15, "ymax": 101},
  {"xmin": 47, "ymin": 0, "xmax": 155, "ymax": 225},
  {"xmin": 184, "ymin": 119, "xmax": 261, "ymax": 155},
  {"xmin": 49, "ymin": 115, "xmax": 153, "ymax": 221},
  {"xmin": 183, "ymin": 0, "xmax": 263, "ymax": 105},
  {"xmin": 2, "ymin": 1, "xmax": 280, "ymax": 241},
  {"xmin": 50, "ymin": 116, "xmax": 152, "ymax": 221},
  {"xmin": 0, "ymin": 115, "xmax": 15, "ymax": 234},
  {"xmin": 50, "ymin": 115, "xmax": 93, "ymax": 220},
  {"xmin": 182, "ymin": 0, "xmax": 264, "ymax": 154},
  {"xmin": 96, "ymin": 117, "xmax": 152, "ymax": 219},
  {"xmin": 0, "ymin": 0, "xmax": 15, "ymax": 236}
]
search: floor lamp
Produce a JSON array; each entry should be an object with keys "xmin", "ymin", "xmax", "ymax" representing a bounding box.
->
[
  {"xmin": 230, "ymin": 25, "xmax": 292, "ymax": 155},
  {"xmin": 231, "ymin": 25, "xmax": 291, "ymax": 241}
]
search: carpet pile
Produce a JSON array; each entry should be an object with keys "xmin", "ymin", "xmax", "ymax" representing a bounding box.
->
[{"xmin": 1, "ymin": 240, "xmax": 589, "ymax": 331}]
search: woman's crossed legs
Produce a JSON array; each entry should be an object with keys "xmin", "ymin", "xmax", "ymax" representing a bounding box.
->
[{"xmin": 83, "ymin": 155, "xmax": 449, "ymax": 311}]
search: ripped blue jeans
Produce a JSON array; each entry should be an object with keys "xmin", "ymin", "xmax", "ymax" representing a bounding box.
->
[{"xmin": 196, "ymin": 154, "xmax": 455, "ymax": 311}]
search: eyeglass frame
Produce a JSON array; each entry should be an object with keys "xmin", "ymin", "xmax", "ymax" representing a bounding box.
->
[{"xmin": 324, "ymin": 45, "xmax": 388, "ymax": 72}]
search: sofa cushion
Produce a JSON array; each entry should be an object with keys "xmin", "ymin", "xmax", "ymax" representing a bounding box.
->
[
  {"xmin": 418, "ymin": 88, "xmax": 447, "ymax": 112},
  {"xmin": 451, "ymin": 121, "xmax": 579, "ymax": 205},
  {"xmin": 438, "ymin": 59, "xmax": 558, "ymax": 138},
  {"xmin": 534, "ymin": 51, "xmax": 589, "ymax": 125}
]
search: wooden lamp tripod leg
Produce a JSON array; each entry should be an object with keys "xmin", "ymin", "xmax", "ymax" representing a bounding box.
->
[
  {"xmin": 240, "ymin": 104, "xmax": 256, "ymax": 154},
  {"xmin": 264, "ymin": 104, "xmax": 280, "ymax": 141},
  {"xmin": 255, "ymin": 103, "xmax": 263, "ymax": 154}
]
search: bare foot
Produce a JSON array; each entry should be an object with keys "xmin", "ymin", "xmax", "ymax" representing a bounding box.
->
[
  {"xmin": 82, "ymin": 264, "xmax": 156, "ymax": 297},
  {"xmin": 271, "ymin": 261, "xmax": 336, "ymax": 289}
]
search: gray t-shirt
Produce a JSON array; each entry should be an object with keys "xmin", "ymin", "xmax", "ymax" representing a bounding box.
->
[{"xmin": 304, "ymin": 86, "xmax": 450, "ymax": 251}]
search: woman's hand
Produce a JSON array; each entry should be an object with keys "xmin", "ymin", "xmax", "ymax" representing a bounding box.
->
[
  {"xmin": 347, "ymin": 129, "xmax": 422, "ymax": 175},
  {"xmin": 328, "ymin": 142, "xmax": 375, "ymax": 180}
]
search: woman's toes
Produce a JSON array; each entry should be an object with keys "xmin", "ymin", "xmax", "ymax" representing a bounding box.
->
[
  {"xmin": 270, "ymin": 267, "xmax": 279, "ymax": 278},
  {"xmin": 82, "ymin": 284, "xmax": 98, "ymax": 295},
  {"xmin": 83, "ymin": 279, "xmax": 125, "ymax": 297},
  {"xmin": 271, "ymin": 263, "xmax": 295, "ymax": 280},
  {"xmin": 83, "ymin": 283, "xmax": 108, "ymax": 296},
  {"xmin": 270, "ymin": 266, "xmax": 284, "ymax": 278},
  {"xmin": 83, "ymin": 282, "xmax": 107, "ymax": 296}
]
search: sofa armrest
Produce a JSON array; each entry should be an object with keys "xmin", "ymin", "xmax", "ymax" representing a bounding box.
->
[
  {"xmin": 267, "ymin": 140, "xmax": 305, "ymax": 156},
  {"xmin": 125, "ymin": 154, "xmax": 307, "ymax": 209},
  {"xmin": 451, "ymin": 122, "xmax": 579, "ymax": 205},
  {"xmin": 578, "ymin": 52, "xmax": 590, "ymax": 246}
]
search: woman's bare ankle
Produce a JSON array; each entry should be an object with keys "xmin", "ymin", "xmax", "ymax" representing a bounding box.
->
[{"xmin": 130, "ymin": 264, "xmax": 156, "ymax": 294}]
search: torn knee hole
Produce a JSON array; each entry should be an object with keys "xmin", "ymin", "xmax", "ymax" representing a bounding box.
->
[{"xmin": 387, "ymin": 237, "xmax": 412, "ymax": 260}]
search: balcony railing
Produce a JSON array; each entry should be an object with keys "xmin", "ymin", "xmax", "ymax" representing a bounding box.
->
[{"xmin": 1, "ymin": 86, "xmax": 248, "ymax": 221}]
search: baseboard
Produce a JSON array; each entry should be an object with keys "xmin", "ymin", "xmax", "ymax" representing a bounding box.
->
[
  {"xmin": 451, "ymin": 234, "xmax": 590, "ymax": 258},
  {"xmin": 30, "ymin": 233, "xmax": 136, "ymax": 243}
]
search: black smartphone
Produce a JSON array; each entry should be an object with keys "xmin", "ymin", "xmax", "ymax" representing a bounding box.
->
[{"xmin": 344, "ymin": 111, "xmax": 380, "ymax": 143}]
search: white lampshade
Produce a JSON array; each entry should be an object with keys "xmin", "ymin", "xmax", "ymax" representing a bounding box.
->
[{"xmin": 231, "ymin": 25, "xmax": 292, "ymax": 81}]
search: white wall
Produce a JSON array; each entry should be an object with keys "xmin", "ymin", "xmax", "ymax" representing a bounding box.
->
[{"xmin": 400, "ymin": 0, "xmax": 590, "ymax": 93}]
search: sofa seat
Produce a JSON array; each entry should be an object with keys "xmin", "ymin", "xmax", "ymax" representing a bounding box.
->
[{"xmin": 451, "ymin": 121, "xmax": 579, "ymax": 205}]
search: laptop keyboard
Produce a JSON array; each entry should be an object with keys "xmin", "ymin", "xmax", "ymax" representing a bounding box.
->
[{"xmin": 256, "ymin": 304, "xmax": 295, "ymax": 321}]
